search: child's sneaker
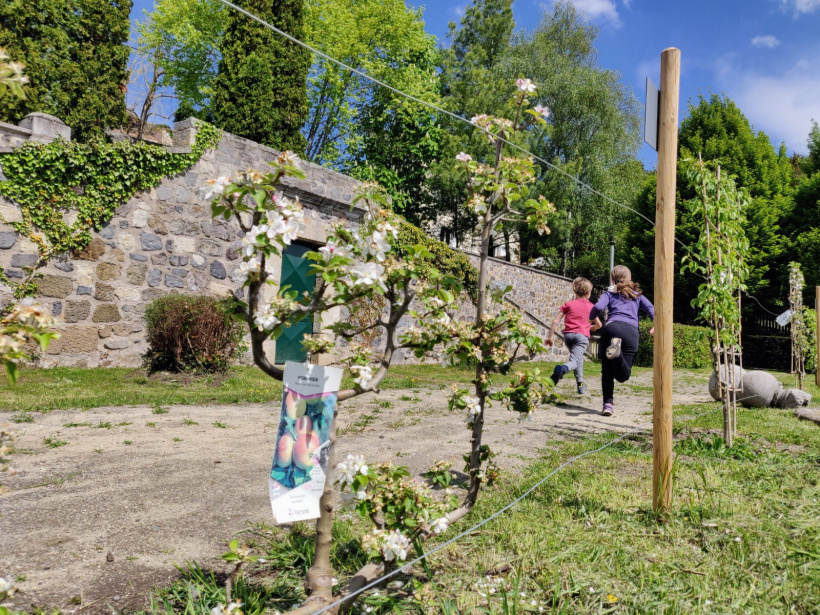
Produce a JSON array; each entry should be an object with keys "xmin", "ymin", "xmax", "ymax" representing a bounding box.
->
[
  {"xmin": 550, "ymin": 364, "xmax": 569, "ymax": 384},
  {"xmin": 601, "ymin": 403, "xmax": 614, "ymax": 417},
  {"xmin": 606, "ymin": 338, "xmax": 622, "ymax": 359},
  {"xmin": 577, "ymin": 382, "xmax": 587, "ymax": 395}
]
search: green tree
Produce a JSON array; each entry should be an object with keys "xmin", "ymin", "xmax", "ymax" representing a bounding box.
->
[
  {"xmin": 425, "ymin": 0, "xmax": 516, "ymax": 243},
  {"xmin": 0, "ymin": 0, "xmax": 131, "ymax": 141},
  {"xmin": 135, "ymin": 0, "xmax": 225, "ymax": 117},
  {"xmin": 802, "ymin": 119, "xmax": 820, "ymax": 176},
  {"xmin": 501, "ymin": 1, "xmax": 643, "ymax": 279},
  {"xmin": 625, "ymin": 94, "xmax": 794, "ymax": 320},
  {"xmin": 789, "ymin": 122, "xmax": 820, "ymax": 293},
  {"xmin": 212, "ymin": 0, "xmax": 310, "ymax": 152},
  {"xmin": 302, "ymin": 0, "xmax": 442, "ymax": 219}
]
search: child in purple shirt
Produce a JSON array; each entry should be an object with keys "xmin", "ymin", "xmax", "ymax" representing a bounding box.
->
[{"xmin": 589, "ymin": 265, "xmax": 655, "ymax": 417}]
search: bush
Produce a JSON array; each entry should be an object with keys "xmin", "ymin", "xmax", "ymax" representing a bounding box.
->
[
  {"xmin": 394, "ymin": 221, "xmax": 479, "ymax": 302},
  {"xmin": 635, "ymin": 319, "xmax": 712, "ymax": 369},
  {"xmin": 144, "ymin": 294, "xmax": 245, "ymax": 373}
]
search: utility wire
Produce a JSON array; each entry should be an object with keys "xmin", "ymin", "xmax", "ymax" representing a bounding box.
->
[{"xmin": 310, "ymin": 404, "xmax": 724, "ymax": 614}]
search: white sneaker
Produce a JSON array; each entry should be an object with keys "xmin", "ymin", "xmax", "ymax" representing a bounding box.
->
[{"xmin": 606, "ymin": 337, "xmax": 622, "ymax": 359}]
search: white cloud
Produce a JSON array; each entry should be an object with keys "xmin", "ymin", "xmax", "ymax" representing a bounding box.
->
[
  {"xmin": 566, "ymin": 0, "xmax": 621, "ymax": 27},
  {"xmin": 728, "ymin": 61, "xmax": 820, "ymax": 155},
  {"xmin": 751, "ymin": 35, "xmax": 782, "ymax": 49},
  {"xmin": 780, "ymin": 0, "xmax": 820, "ymax": 15},
  {"xmin": 448, "ymin": 4, "xmax": 465, "ymax": 18}
]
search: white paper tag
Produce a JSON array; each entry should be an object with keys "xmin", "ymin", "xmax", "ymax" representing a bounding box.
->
[
  {"xmin": 775, "ymin": 310, "xmax": 792, "ymax": 327},
  {"xmin": 269, "ymin": 361, "xmax": 343, "ymax": 524}
]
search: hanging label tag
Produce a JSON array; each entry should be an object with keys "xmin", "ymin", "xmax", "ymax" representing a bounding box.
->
[
  {"xmin": 775, "ymin": 310, "xmax": 792, "ymax": 327},
  {"xmin": 269, "ymin": 361, "xmax": 343, "ymax": 524}
]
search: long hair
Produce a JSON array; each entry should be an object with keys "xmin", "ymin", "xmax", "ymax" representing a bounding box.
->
[{"xmin": 610, "ymin": 265, "xmax": 641, "ymax": 300}]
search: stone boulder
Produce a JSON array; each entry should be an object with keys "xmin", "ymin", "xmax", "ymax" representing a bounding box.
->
[
  {"xmin": 737, "ymin": 370, "xmax": 781, "ymax": 407},
  {"xmin": 709, "ymin": 367, "xmax": 813, "ymax": 408},
  {"xmin": 708, "ymin": 364, "xmax": 745, "ymax": 401}
]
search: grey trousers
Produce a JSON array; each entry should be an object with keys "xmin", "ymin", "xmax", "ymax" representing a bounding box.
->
[{"xmin": 563, "ymin": 332, "xmax": 590, "ymax": 383}]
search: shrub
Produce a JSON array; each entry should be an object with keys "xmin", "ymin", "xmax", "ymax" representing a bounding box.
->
[
  {"xmin": 635, "ymin": 319, "xmax": 712, "ymax": 369},
  {"xmin": 394, "ymin": 221, "xmax": 479, "ymax": 302},
  {"xmin": 144, "ymin": 294, "xmax": 245, "ymax": 373}
]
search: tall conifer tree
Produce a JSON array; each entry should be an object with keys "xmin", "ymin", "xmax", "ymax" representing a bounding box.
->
[
  {"xmin": 212, "ymin": 0, "xmax": 309, "ymax": 153},
  {"xmin": 0, "ymin": 0, "xmax": 131, "ymax": 141}
]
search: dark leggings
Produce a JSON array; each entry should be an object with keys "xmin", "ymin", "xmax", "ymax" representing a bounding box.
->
[{"xmin": 599, "ymin": 321, "xmax": 640, "ymax": 405}]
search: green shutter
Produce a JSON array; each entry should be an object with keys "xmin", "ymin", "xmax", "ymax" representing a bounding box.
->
[{"xmin": 275, "ymin": 243, "xmax": 315, "ymax": 364}]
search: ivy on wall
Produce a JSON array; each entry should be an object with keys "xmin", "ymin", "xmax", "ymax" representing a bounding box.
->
[{"xmin": 0, "ymin": 122, "xmax": 221, "ymax": 296}]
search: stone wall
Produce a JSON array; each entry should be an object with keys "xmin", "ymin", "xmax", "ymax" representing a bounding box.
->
[
  {"xmin": 465, "ymin": 254, "xmax": 576, "ymax": 362},
  {"xmin": 0, "ymin": 115, "xmax": 575, "ymax": 368}
]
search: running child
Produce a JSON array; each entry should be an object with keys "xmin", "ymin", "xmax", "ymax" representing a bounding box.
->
[
  {"xmin": 546, "ymin": 277, "xmax": 602, "ymax": 395},
  {"xmin": 589, "ymin": 265, "xmax": 654, "ymax": 417}
]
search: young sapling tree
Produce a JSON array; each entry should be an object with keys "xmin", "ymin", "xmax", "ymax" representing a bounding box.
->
[{"xmin": 203, "ymin": 77, "xmax": 557, "ymax": 614}]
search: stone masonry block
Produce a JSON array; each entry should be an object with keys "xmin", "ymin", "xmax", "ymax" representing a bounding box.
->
[
  {"xmin": 165, "ymin": 274, "xmax": 185, "ymax": 288},
  {"xmin": 126, "ymin": 264, "xmax": 147, "ymax": 285},
  {"xmin": 197, "ymin": 239, "xmax": 223, "ymax": 257},
  {"xmin": 11, "ymin": 253, "xmax": 38, "ymax": 268},
  {"xmin": 92, "ymin": 304, "xmax": 122, "ymax": 322},
  {"xmin": 96, "ymin": 262, "xmax": 121, "ymax": 281},
  {"xmin": 37, "ymin": 274, "xmax": 73, "ymax": 298},
  {"xmin": 94, "ymin": 284, "xmax": 114, "ymax": 301},
  {"xmin": 0, "ymin": 232, "xmax": 16, "ymax": 249},
  {"xmin": 147, "ymin": 269, "xmax": 162, "ymax": 287},
  {"xmin": 169, "ymin": 219, "xmax": 199, "ymax": 236},
  {"xmin": 210, "ymin": 260, "xmax": 227, "ymax": 279},
  {"xmin": 64, "ymin": 300, "xmax": 91, "ymax": 323},
  {"xmin": 140, "ymin": 233, "xmax": 163, "ymax": 251},
  {"xmin": 46, "ymin": 326, "xmax": 99, "ymax": 355},
  {"xmin": 175, "ymin": 236, "xmax": 197, "ymax": 253}
]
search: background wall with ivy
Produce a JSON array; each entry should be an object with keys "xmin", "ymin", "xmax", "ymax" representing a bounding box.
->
[{"xmin": 0, "ymin": 115, "xmax": 574, "ymax": 368}]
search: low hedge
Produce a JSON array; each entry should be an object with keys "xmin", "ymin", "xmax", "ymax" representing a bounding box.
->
[
  {"xmin": 634, "ymin": 319, "xmax": 712, "ymax": 369},
  {"xmin": 394, "ymin": 222, "xmax": 479, "ymax": 302}
]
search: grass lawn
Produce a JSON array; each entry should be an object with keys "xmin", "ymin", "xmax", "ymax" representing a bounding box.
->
[
  {"xmin": 141, "ymin": 401, "xmax": 820, "ymax": 615},
  {"xmin": 0, "ymin": 362, "xmax": 616, "ymax": 412}
]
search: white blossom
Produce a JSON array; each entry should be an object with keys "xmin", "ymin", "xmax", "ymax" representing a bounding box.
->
[
  {"xmin": 456, "ymin": 152, "xmax": 473, "ymax": 162},
  {"xmin": 381, "ymin": 530, "xmax": 411, "ymax": 562},
  {"xmin": 363, "ymin": 231, "xmax": 391, "ymax": 262},
  {"xmin": 211, "ymin": 602, "xmax": 243, "ymax": 615},
  {"xmin": 277, "ymin": 150, "xmax": 301, "ymax": 166},
  {"xmin": 516, "ymin": 78, "xmax": 536, "ymax": 93},
  {"xmin": 533, "ymin": 104, "xmax": 550, "ymax": 118},
  {"xmin": 464, "ymin": 395, "xmax": 481, "ymax": 424},
  {"xmin": 350, "ymin": 364, "xmax": 374, "ymax": 388},
  {"xmin": 242, "ymin": 225, "xmax": 268, "ymax": 257},
  {"xmin": 431, "ymin": 516, "xmax": 450, "ymax": 534},
  {"xmin": 348, "ymin": 262, "xmax": 386, "ymax": 290},
  {"xmin": 234, "ymin": 256, "xmax": 262, "ymax": 283},
  {"xmin": 319, "ymin": 240, "xmax": 347, "ymax": 260},
  {"xmin": 335, "ymin": 454, "xmax": 368, "ymax": 487},
  {"xmin": 376, "ymin": 220, "xmax": 399, "ymax": 240},
  {"xmin": 253, "ymin": 303, "xmax": 281, "ymax": 332},
  {"xmin": 202, "ymin": 176, "xmax": 231, "ymax": 200}
]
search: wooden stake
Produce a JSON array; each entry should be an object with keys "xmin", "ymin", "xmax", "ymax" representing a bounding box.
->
[
  {"xmin": 816, "ymin": 286, "xmax": 820, "ymax": 388},
  {"xmin": 653, "ymin": 48, "xmax": 680, "ymax": 514}
]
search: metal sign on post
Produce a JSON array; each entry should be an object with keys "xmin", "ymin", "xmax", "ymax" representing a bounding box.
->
[{"xmin": 644, "ymin": 77, "xmax": 660, "ymax": 151}]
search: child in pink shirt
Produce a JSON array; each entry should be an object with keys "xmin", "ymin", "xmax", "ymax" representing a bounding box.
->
[{"xmin": 546, "ymin": 277, "xmax": 602, "ymax": 395}]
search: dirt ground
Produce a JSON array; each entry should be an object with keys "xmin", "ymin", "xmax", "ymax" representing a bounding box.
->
[{"xmin": 0, "ymin": 369, "xmax": 711, "ymax": 613}]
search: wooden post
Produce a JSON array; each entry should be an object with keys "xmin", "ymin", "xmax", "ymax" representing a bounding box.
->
[
  {"xmin": 816, "ymin": 287, "xmax": 820, "ymax": 388},
  {"xmin": 652, "ymin": 48, "xmax": 680, "ymax": 514}
]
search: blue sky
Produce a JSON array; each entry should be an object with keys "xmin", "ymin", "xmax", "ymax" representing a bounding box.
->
[{"xmin": 130, "ymin": 0, "xmax": 820, "ymax": 167}]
